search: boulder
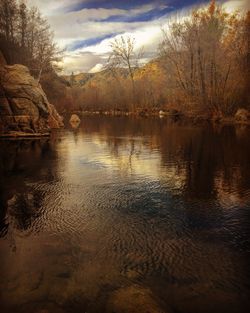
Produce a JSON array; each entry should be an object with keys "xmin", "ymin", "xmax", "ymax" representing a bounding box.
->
[
  {"xmin": 69, "ymin": 114, "xmax": 81, "ymax": 123},
  {"xmin": 159, "ymin": 110, "xmax": 166, "ymax": 116},
  {"xmin": 235, "ymin": 108, "xmax": 250, "ymax": 123},
  {"xmin": 159, "ymin": 109, "xmax": 180, "ymax": 117},
  {"xmin": 0, "ymin": 63, "xmax": 64, "ymax": 136},
  {"xmin": 69, "ymin": 114, "xmax": 81, "ymax": 126}
]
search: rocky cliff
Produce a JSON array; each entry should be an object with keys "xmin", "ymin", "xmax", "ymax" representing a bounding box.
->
[{"xmin": 0, "ymin": 53, "xmax": 63, "ymax": 137}]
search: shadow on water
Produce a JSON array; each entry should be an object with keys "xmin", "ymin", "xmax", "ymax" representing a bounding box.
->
[
  {"xmin": 0, "ymin": 139, "xmax": 60, "ymax": 237},
  {"xmin": 0, "ymin": 116, "xmax": 250, "ymax": 313}
]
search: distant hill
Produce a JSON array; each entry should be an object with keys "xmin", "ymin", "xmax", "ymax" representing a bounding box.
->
[
  {"xmin": 134, "ymin": 58, "xmax": 166, "ymax": 80},
  {"xmin": 63, "ymin": 68, "xmax": 129, "ymax": 88},
  {"xmin": 62, "ymin": 72, "xmax": 94, "ymax": 86},
  {"xmin": 62, "ymin": 59, "xmax": 167, "ymax": 87}
]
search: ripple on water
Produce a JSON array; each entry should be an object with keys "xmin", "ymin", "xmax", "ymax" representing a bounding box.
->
[{"xmin": 0, "ymin": 119, "xmax": 250, "ymax": 313}]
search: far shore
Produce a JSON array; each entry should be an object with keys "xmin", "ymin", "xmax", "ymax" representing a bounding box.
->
[
  {"xmin": 0, "ymin": 131, "xmax": 50, "ymax": 139},
  {"xmin": 66, "ymin": 110, "xmax": 250, "ymax": 125},
  {"xmin": 1, "ymin": 111, "xmax": 249, "ymax": 139}
]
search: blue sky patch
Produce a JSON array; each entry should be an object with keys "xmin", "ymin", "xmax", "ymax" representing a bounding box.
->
[
  {"xmin": 67, "ymin": 33, "xmax": 119, "ymax": 51},
  {"xmin": 67, "ymin": 0, "xmax": 208, "ymax": 13}
]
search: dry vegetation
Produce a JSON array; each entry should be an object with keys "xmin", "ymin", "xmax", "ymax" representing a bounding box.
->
[
  {"xmin": 1, "ymin": 0, "xmax": 249, "ymax": 119},
  {"xmin": 63, "ymin": 1, "xmax": 250, "ymax": 119}
]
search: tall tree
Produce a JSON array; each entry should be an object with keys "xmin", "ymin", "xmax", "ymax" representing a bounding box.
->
[
  {"xmin": 18, "ymin": 1, "xmax": 28, "ymax": 48},
  {"xmin": 0, "ymin": 0, "xmax": 17, "ymax": 42},
  {"xmin": 159, "ymin": 0, "xmax": 244, "ymax": 116},
  {"xmin": 107, "ymin": 35, "xmax": 143, "ymax": 112}
]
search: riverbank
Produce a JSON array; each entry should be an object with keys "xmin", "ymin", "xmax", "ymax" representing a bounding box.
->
[
  {"xmin": 0, "ymin": 131, "xmax": 50, "ymax": 138},
  {"xmin": 66, "ymin": 109, "xmax": 250, "ymax": 126},
  {"xmin": 1, "ymin": 108, "xmax": 249, "ymax": 139}
]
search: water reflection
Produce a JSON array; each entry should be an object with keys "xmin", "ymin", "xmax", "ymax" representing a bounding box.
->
[
  {"xmin": 0, "ymin": 117, "xmax": 250, "ymax": 313},
  {"xmin": 0, "ymin": 139, "xmax": 60, "ymax": 238}
]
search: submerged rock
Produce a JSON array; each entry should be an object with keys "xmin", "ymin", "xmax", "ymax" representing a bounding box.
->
[
  {"xmin": 0, "ymin": 63, "xmax": 63, "ymax": 136},
  {"xmin": 106, "ymin": 285, "xmax": 167, "ymax": 313}
]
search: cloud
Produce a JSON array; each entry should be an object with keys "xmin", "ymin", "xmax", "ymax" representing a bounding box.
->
[
  {"xmin": 48, "ymin": 3, "xmax": 168, "ymax": 42},
  {"xmin": 222, "ymin": 0, "xmax": 250, "ymax": 12},
  {"xmin": 26, "ymin": 0, "xmax": 89, "ymax": 16},
  {"xmin": 27, "ymin": 0, "xmax": 249, "ymax": 74},
  {"xmin": 63, "ymin": 51, "xmax": 102, "ymax": 74},
  {"xmin": 89, "ymin": 63, "xmax": 104, "ymax": 73},
  {"xmin": 67, "ymin": 34, "xmax": 118, "ymax": 51}
]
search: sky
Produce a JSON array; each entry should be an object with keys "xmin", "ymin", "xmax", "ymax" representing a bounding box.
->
[{"xmin": 27, "ymin": 0, "xmax": 250, "ymax": 74}]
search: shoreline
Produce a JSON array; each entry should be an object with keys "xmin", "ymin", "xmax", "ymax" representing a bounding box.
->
[
  {"xmin": 0, "ymin": 131, "xmax": 50, "ymax": 139},
  {"xmin": 68, "ymin": 111, "xmax": 250, "ymax": 126},
  {"xmin": 1, "ymin": 113, "xmax": 249, "ymax": 139}
]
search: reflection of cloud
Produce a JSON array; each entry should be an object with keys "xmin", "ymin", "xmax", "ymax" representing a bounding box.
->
[
  {"xmin": 62, "ymin": 133, "xmax": 186, "ymax": 192},
  {"xmin": 28, "ymin": 0, "xmax": 249, "ymax": 74}
]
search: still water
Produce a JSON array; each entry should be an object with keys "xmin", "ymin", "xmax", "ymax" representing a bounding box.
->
[{"xmin": 0, "ymin": 117, "xmax": 250, "ymax": 313}]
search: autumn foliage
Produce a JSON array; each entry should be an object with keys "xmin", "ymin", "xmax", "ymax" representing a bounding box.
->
[
  {"xmin": 64, "ymin": 1, "xmax": 249, "ymax": 117},
  {"xmin": 1, "ymin": 1, "xmax": 249, "ymax": 117}
]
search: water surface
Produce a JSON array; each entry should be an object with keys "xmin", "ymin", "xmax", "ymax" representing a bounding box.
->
[{"xmin": 0, "ymin": 117, "xmax": 250, "ymax": 313}]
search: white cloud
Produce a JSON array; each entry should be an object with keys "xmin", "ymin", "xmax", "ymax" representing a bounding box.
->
[
  {"xmin": 27, "ymin": 0, "xmax": 249, "ymax": 74},
  {"xmin": 222, "ymin": 0, "xmax": 250, "ymax": 12},
  {"xmin": 62, "ymin": 51, "xmax": 102, "ymax": 74},
  {"xmin": 89, "ymin": 63, "xmax": 104, "ymax": 73},
  {"xmin": 26, "ymin": 0, "xmax": 88, "ymax": 16},
  {"xmin": 48, "ymin": 3, "xmax": 167, "ymax": 42},
  {"xmin": 61, "ymin": 22, "xmax": 164, "ymax": 74}
]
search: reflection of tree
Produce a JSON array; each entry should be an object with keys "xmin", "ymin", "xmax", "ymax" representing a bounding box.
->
[
  {"xmin": 79, "ymin": 116, "xmax": 250, "ymax": 202},
  {"xmin": 183, "ymin": 129, "xmax": 218, "ymax": 198},
  {"xmin": 78, "ymin": 117, "xmax": 250, "ymax": 252},
  {"xmin": 0, "ymin": 139, "xmax": 60, "ymax": 237},
  {"xmin": 1, "ymin": 117, "xmax": 249, "ymax": 240},
  {"xmin": 183, "ymin": 126, "xmax": 250, "ymax": 199}
]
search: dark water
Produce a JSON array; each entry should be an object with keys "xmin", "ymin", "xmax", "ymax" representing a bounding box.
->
[{"xmin": 0, "ymin": 116, "xmax": 250, "ymax": 313}]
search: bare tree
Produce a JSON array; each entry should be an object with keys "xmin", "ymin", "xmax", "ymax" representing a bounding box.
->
[
  {"xmin": 17, "ymin": 1, "xmax": 28, "ymax": 48},
  {"xmin": 0, "ymin": 0, "xmax": 61, "ymax": 82},
  {"xmin": 159, "ymin": 1, "xmax": 245, "ymax": 116},
  {"xmin": 107, "ymin": 35, "xmax": 143, "ymax": 112},
  {"xmin": 0, "ymin": 0, "xmax": 17, "ymax": 43}
]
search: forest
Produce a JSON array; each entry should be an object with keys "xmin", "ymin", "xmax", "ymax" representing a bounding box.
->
[{"xmin": 0, "ymin": 0, "xmax": 249, "ymax": 120}]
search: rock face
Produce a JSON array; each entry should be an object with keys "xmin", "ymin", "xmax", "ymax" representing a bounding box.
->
[
  {"xmin": 235, "ymin": 108, "xmax": 250, "ymax": 123},
  {"xmin": 0, "ymin": 63, "xmax": 63, "ymax": 136}
]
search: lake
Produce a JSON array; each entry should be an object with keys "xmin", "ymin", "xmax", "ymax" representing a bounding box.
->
[{"xmin": 0, "ymin": 116, "xmax": 250, "ymax": 313}]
